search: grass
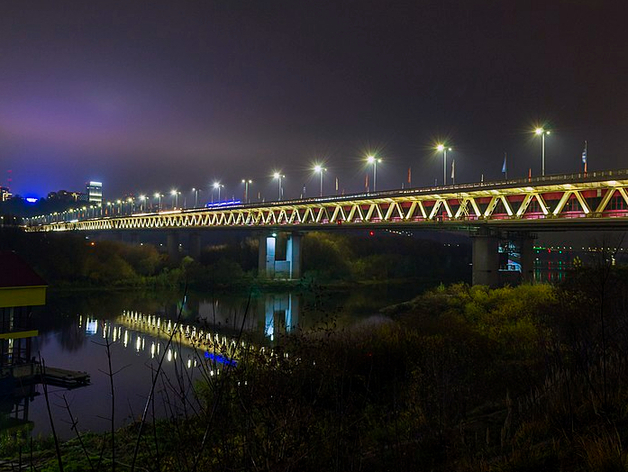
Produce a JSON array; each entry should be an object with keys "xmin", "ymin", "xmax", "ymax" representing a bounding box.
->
[{"xmin": 3, "ymin": 273, "xmax": 628, "ymax": 470}]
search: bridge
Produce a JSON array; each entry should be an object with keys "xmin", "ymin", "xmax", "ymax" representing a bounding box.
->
[{"xmin": 24, "ymin": 169, "xmax": 628, "ymax": 286}]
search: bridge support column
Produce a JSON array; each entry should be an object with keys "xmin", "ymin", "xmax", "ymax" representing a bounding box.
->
[
  {"xmin": 258, "ymin": 232, "xmax": 302, "ymax": 279},
  {"xmin": 286, "ymin": 232, "xmax": 302, "ymax": 279},
  {"xmin": 472, "ymin": 229, "xmax": 500, "ymax": 287},
  {"xmin": 167, "ymin": 231, "xmax": 180, "ymax": 261},
  {"xmin": 517, "ymin": 232, "xmax": 536, "ymax": 283},
  {"xmin": 258, "ymin": 233, "xmax": 274, "ymax": 278},
  {"xmin": 188, "ymin": 232, "xmax": 201, "ymax": 259}
]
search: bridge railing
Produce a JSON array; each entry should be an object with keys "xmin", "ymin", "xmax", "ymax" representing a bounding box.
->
[{"xmin": 23, "ymin": 168, "xmax": 628, "ymax": 227}]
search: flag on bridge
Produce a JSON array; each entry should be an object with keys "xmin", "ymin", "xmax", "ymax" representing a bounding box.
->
[
  {"xmin": 502, "ymin": 153, "xmax": 508, "ymax": 179},
  {"xmin": 582, "ymin": 141, "xmax": 588, "ymax": 173},
  {"xmin": 451, "ymin": 160, "xmax": 455, "ymax": 183},
  {"xmin": 408, "ymin": 166, "xmax": 412, "ymax": 185}
]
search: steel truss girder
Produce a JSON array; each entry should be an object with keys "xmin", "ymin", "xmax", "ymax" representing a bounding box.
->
[{"xmin": 29, "ymin": 178, "xmax": 628, "ymax": 232}]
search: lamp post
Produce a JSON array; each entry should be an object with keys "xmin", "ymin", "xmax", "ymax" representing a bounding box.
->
[
  {"xmin": 192, "ymin": 188, "xmax": 200, "ymax": 208},
  {"xmin": 154, "ymin": 192, "xmax": 162, "ymax": 211},
  {"xmin": 242, "ymin": 179, "xmax": 253, "ymax": 203},
  {"xmin": 171, "ymin": 189, "xmax": 179, "ymax": 209},
  {"xmin": 436, "ymin": 144, "xmax": 452, "ymax": 185},
  {"xmin": 366, "ymin": 155, "xmax": 382, "ymax": 192},
  {"xmin": 273, "ymin": 172, "xmax": 284, "ymax": 200},
  {"xmin": 213, "ymin": 182, "xmax": 223, "ymax": 202},
  {"xmin": 535, "ymin": 127, "xmax": 551, "ymax": 176},
  {"xmin": 314, "ymin": 165, "xmax": 326, "ymax": 197}
]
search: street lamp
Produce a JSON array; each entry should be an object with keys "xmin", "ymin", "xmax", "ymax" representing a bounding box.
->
[
  {"xmin": 535, "ymin": 127, "xmax": 551, "ymax": 176},
  {"xmin": 170, "ymin": 189, "xmax": 179, "ymax": 209},
  {"xmin": 192, "ymin": 188, "xmax": 201, "ymax": 208},
  {"xmin": 213, "ymin": 182, "xmax": 223, "ymax": 202},
  {"xmin": 436, "ymin": 144, "xmax": 452, "ymax": 185},
  {"xmin": 313, "ymin": 165, "xmax": 326, "ymax": 197},
  {"xmin": 154, "ymin": 192, "xmax": 162, "ymax": 211},
  {"xmin": 367, "ymin": 155, "xmax": 382, "ymax": 192},
  {"xmin": 273, "ymin": 172, "xmax": 285, "ymax": 200},
  {"xmin": 242, "ymin": 179, "xmax": 253, "ymax": 203}
]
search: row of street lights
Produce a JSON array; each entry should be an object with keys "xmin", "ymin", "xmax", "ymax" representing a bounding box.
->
[
  {"xmin": 99, "ymin": 126, "xmax": 552, "ymax": 215},
  {"xmin": 30, "ymin": 127, "xmax": 553, "ymax": 224},
  {"xmin": 123, "ymin": 128, "xmax": 549, "ymax": 212},
  {"xmin": 434, "ymin": 126, "xmax": 552, "ymax": 186}
]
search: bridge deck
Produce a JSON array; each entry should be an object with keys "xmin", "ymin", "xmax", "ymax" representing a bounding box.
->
[{"xmin": 25, "ymin": 169, "xmax": 628, "ymax": 232}]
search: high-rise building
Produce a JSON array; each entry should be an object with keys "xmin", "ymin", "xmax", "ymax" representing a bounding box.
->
[
  {"xmin": 0, "ymin": 186, "xmax": 11, "ymax": 202},
  {"xmin": 86, "ymin": 181, "xmax": 103, "ymax": 204}
]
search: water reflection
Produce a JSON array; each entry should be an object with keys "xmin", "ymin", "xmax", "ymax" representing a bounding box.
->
[
  {"xmin": 18, "ymin": 283, "xmax": 430, "ymax": 439},
  {"xmin": 264, "ymin": 293, "xmax": 298, "ymax": 341}
]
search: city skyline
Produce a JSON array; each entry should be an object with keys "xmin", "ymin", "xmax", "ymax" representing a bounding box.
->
[{"xmin": 1, "ymin": 1, "xmax": 626, "ymax": 198}]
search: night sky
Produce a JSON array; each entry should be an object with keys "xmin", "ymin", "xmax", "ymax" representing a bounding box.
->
[{"xmin": 1, "ymin": 1, "xmax": 626, "ymax": 202}]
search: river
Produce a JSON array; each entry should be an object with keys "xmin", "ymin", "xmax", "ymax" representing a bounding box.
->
[{"xmin": 2, "ymin": 282, "xmax": 433, "ymax": 440}]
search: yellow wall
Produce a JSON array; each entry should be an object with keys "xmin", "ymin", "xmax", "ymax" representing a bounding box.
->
[
  {"xmin": 0, "ymin": 286, "xmax": 47, "ymax": 308},
  {"xmin": 0, "ymin": 329, "xmax": 39, "ymax": 339}
]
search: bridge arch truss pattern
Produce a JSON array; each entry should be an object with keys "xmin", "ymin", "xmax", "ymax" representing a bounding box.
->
[{"xmin": 28, "ymin": 173, "xmax": 628, "ymax": 233}]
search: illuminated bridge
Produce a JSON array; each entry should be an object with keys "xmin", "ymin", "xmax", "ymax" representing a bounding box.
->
[{"xmin": 25, "ymin": 169, "xmax": 628, "ymax": 286}]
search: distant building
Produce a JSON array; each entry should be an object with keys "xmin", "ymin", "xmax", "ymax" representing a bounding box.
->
[
  {"xmin": 47, "ymin": 190, "xmax": 83, "ymax": 202},
  {"xmin": 86, "ymin": 181, "xmax": 103, "ymax": 204},
  {"xmin": 0, "ymin": 187, "xmax": 11, "ymax": 202}
]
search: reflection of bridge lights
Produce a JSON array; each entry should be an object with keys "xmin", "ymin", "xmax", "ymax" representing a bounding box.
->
[
  {"xmin": 84, "ymin": 318, "xmax": 98, "ymax": 335},
  {"xmin": 167, "ymin": 349, "xmax": 172, "ymax": 362},
  {"xmin": 204, "ymin": 352, "xmax": 237, "ymax": 367},
  {"xmin": 117, "ymin": 309, "xmax": 250, "ymax": 367},
  {"xmin": 135, "ymin": 335, "xmax": 142, "ymax": 352},
  {"xmin": 124, "ymin": 330, "xmax": 129, "ymax": 348}
]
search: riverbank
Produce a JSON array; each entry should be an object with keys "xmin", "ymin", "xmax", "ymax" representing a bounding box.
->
[
  {"xmin": 4, "ymin": 272, "xmax": 628, "ymax": 471},
  {"xmin": 1, "ymin": 227, "xmax": 471, "ymax": 290}
]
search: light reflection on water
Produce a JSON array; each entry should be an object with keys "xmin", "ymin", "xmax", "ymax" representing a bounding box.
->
[
  {"xmin": 4, "ymin": 283, "xmax": 428, "ymax": 439},
  {"xmin": 534, "ymin": 262, "xmax": 569, "ymax": 283}
]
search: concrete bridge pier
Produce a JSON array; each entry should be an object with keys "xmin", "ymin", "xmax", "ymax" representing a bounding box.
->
[
  {"xmin": 286, "ymin": 232, "xmax": 302, "ymax": 279},
  {"xmin": 188, "ymin": 232, "xmax": 202, "ymax": 259},
  {"xmin": 167, "ymin": 231, "xmax": 180, "ymax": 260},
  {"xmin": 472, "ymin": 229, "xmax": 500, "ymax": 287},
  {"xmin": 258, "ymin": 232, "xmax": 302, "ymax": 279},
  {"xmin": 517, "ymin": 232, "xmax": 536, "ymax": 283}
]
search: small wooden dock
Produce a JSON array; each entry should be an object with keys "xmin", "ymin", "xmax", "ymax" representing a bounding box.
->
[
  {"xmin": 4, "ymin": 363, "xmax": 90, "ymax": 391},
  {"xmin": 40, "ymin": 366, "xmax": 90, "ymax": 388}
]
